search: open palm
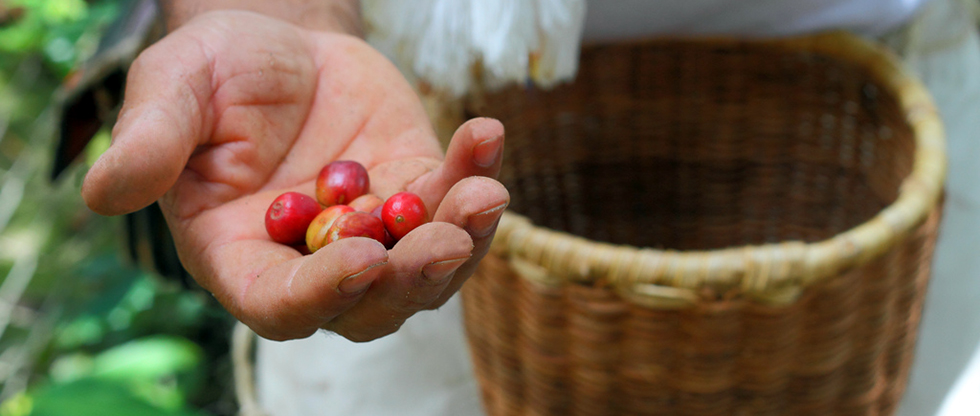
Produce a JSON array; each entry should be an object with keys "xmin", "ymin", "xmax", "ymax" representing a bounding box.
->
[{"xmin": 82, "ymin": 11, "xmax": 508, "ymax": 342}]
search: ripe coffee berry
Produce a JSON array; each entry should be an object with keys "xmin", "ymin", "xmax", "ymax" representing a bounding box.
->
[
  {"xmin": 370, "ymin": 206, "xmax": 396, "ymax": 248},
  {"xmin": 306, "ymin": 205, "xmax": 355, "ymax": 253},
  {"xmin": 316, "ymin": 161, "xmax": 370, "ymax": 207},
  {"xmin": 348, "ymin": 193, "xmax": 384, "ymax": 213},
  {"xmin": 265, "ymin": 192, "xmax": 322, "ymax": 245},
  {"xmin": 325, "ymin": 212, "xmax": 386, "ymax": 246},
  {"xmin": 381, "ymin": 192, "xmax": 428, "ymax": 241}
]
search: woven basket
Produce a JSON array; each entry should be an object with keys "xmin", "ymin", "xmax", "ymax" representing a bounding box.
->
[{"xmin": 460, "ymin": 33, "xmax": 946, "ymax": 416}]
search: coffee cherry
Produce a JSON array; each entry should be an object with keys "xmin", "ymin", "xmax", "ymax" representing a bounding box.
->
[
  {"xmin": 315, "ymin": 161, "xmax": 370, "ymax": 207},
  {"xmin": 265, "ymin": 192, "xmax": 322, "ymax": 245},
  {"xmin": 291, "ymin": 244, "xmax": 312, "ymax": 256},
  {"xmin": 370, "ymin": 205, "xmax": 396, "ymax": 248},
  {"xmin": 348, "ymin": 193, "xmax": 384, "ymax": 213},
  {"xmin": 381, "ymin": 192, "xmax": 428, "ymax": 241},
  {"xmin": 306, "ymin": 205, "xmax": 355, "ymax": 253},
  {"xmin": 325, "ymin": 212, "xmax": 386, "ymax": 245}
]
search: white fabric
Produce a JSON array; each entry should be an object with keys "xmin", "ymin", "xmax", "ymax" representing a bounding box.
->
[
  {"xmin": 363, "ymin": 0, "xmax": 929, "ymax": 96},
  {"xmin": 256, "ymin": 295, "xmax": 482, "ymax": 416},
  {"xmin": 582, "ymin": 0, "xmax": 928, "ymax": 41},
  {"xmin": 256, "ymin": 1, "xmax": 980, "ymax": 415},
  {"xmin": 363, "ymin": 0, "xmax": 586, "ymax": 97}
]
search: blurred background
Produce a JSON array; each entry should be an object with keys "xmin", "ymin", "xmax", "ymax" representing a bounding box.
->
[
  {"xmin": 0, "ymin": 1, "xmax": 238, "ymax": 415},
  {"xmin": 3, "ymin": 1, "xmax": 978, "ymax": 416}
]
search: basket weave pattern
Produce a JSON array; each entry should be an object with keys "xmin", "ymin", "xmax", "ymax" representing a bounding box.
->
[{"xmin": 461, "ymin": 34, "xmax": 945, "ymax": 416}]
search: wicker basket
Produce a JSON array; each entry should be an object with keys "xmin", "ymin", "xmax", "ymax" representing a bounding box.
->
[{"xmin": 460, "ymin": 33, "xmax": 946, "ymax": 416}]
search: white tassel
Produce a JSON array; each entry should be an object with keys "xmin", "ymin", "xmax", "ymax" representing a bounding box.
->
[
  {"xmin": 364, "ymin": 0, "xmax": 586, "ymax": 96},
  {"xmin": 532, "ymin": 0, "xmax": 586, "ymax": 88}
]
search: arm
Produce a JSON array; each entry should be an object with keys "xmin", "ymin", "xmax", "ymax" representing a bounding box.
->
[
  {"xmin": 84, "ymin": 2, "xmax": 508, "ymax": 342},
  {"xmin": 158, "ymin": 0, "xmax": 362, "ymax": 34}
]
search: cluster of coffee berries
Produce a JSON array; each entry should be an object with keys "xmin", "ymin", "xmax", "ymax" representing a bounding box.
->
[{"xmin": 264, "ymin": 161, "xmax": 428, "ymax": 252}]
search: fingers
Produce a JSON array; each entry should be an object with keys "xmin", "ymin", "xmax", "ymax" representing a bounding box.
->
[
  {"xmin": 214, "ymin": 237, "xmax": 390, "ymax": 341},
  {"xmin": 364, "ymin": 117, "xmax": 504, "ymax": 201},
  {"xmin": 409, "ymin": 119, "xmax": 508, "ymax": 309},
  {"xmin": 428, "ymin": 177, "xmax": 509, "ymax": 309},
  {"xmin": 320, "ymin": 177, "xmax": 508, "ymax": 342},
  {"xmin": 331, "ymin": 120, "xmax": 508, "ymax": 335},
  {"xmin": 81, "ymin": 32, "xmax": 213, "ymax": 216},
  {"xmin": 367, "ymin": 158, "xmax": 442, "ymax": 199},
  {"xmin": 183, "ymin": 157, "xmax": 508, "ymax": 344},
  {"xmin": 410, "ymin": 117, "xmax": 504, "ymax": 211},
  {"xmin": 332, "ymin": 118, "xmax": 508, "ymax": 339},
  {"xmin": 324, "ymin": 222, "xmax": 473, "ymax": 342}
]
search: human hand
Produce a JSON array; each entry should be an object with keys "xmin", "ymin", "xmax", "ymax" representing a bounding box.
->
[{"xmin": 81, "ymin": 10, "xmax": 509, "ymax": 342}]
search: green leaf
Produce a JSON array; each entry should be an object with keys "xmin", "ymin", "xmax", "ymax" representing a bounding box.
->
[
  {"xmin": 91, "ymin": 336, "xmax": 203, "ymax": 381},
  {"xmin": 84, "ymin": 129, "xmax": 111, "ymax": 167},
  {"xmin": 48, "ymin": 353, "xmax": 95, "ymax": 383},
  {"xmin": 27, "ymin": 379, "xmax": 205, "ymax": 416},
  {"xmin": 125, "ymin": 378, "xmax": 187, "ymax": 411},
  {"xmin": 0, "ymin": 391, "xmax": 33, "ymax": 416},
  {"xmin": 53, "ymin": 316, "xmax": 105, "ymax": 349},
  {"xmin": 41, "ymin": 0, "xmax": 88, "ymax": 22},
  {"xmin": 0, "ymin": 16, "xmax": 45, "ymax": 53}
]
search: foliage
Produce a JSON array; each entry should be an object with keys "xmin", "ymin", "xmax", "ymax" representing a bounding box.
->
[
  {"xmin": 1, "ymin": 0, "xmax": 122, "ymax": 78},
  {"xmin": 2, "ymin": 336, "xmax": 210, "ymax": 416},
  {"xmin": 0, "ymin": 1, "xmax": 239, "ymax": 415}
]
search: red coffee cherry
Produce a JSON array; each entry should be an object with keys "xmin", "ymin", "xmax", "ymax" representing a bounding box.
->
[
  {"xmin": 315, "ymin": 161, "xmax": 370, "ymax": 207},
  {"xmin": 348, "ymin": 193, "xmax": 384, "ymax": 213},
  {"xmin": 306, "ymin": 205, "xmax": 355, "ymax": 253},
  {"xmin": 325, "ymin": 212, "xmax": 387, "ymax": 246},
  {"xmin": 370, "ymin": 205, "xmax": 396, "ymax": 249},
  {"xmin": 381, "ymin": 192, "xmax": 428, "ymax": 241},
  {"xmin": 265, "ymin": 192, "xmax": 322, "ymax": 245}
]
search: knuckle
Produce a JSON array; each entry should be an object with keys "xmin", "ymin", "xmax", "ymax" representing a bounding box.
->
[
  {"xmin": 332, "ymin": 320, "xmax": 405, "ymax": 343},
  {"xmin": 129, "ymin": 48, "xmax": 155, "ymax": 71},
  {"xmin": 392, "ymin": 295, "xmax": 435, "ymax": 313},
  {"xmin": 249, "ymin": 323, "xmax": 314, "ymax": 342},
  {"xmin": 130, "ymin": 41, "xmax": 175, "ymax": 76},
  {"xmin": 423, "ymin": 297, "xmax": 450, "ymax": 311},
  {"xmin": 425, "ymin": 295, "xmax": 452, "ymax": 311},
  {"xmin": 342, "ymin": 330, "xmax": 380, "ymax": 343},
  {"xmin": 238, "ymin": 306, "xmax": 318, "ymax": 342},
  {"xmin": 255, "ymin": 330, "xmax": 293, "ymax": 342}
]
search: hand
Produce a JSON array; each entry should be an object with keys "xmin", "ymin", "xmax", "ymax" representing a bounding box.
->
[{"xmin": 81, "ymin": 10, "xmax": 509, "ymax": 342}]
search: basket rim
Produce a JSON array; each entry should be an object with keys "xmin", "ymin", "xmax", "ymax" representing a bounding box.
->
[{"xmin": 487, "ymin": 31, "xmax": 946, "ymax": 308}]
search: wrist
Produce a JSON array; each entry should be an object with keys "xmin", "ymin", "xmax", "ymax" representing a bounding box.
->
[{"xmin": 158, "ymin": 0, "xmax": 362, "ymax": 35}]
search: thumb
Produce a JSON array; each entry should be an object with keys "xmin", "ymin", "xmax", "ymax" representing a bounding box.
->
[{"xmin": 82, "ymin": 32, "xmax": 213, "ymax": 216}]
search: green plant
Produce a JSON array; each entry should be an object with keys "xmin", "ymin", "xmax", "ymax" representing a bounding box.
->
[
  {"xmin": 1, "ymin": 1, "xmax": 238, "ymax": 415},
  {"xmin": 0, "ymin": 0, "xmax": 123, "ymax": 78}
]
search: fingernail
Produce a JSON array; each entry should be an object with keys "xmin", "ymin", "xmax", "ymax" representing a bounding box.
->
[
  {"xmin": 338, "ymin": 261, "xmax": 387, "ymax": 294},
  {"xmin": 473, "ymin": 135, "xmax": 503, "ymax": 168},
  {"xmin": 421, "ymin": 257, "xmax": 470, "ymax": 284},
  {"xmin": 467, "ymin": 202, "xmax": 507, "ymax": 238}
]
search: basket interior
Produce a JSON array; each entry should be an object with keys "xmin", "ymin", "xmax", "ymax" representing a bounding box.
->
[{"xmin": 469, "ymin": 41, "xmax": 916, "ymax": 251}]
